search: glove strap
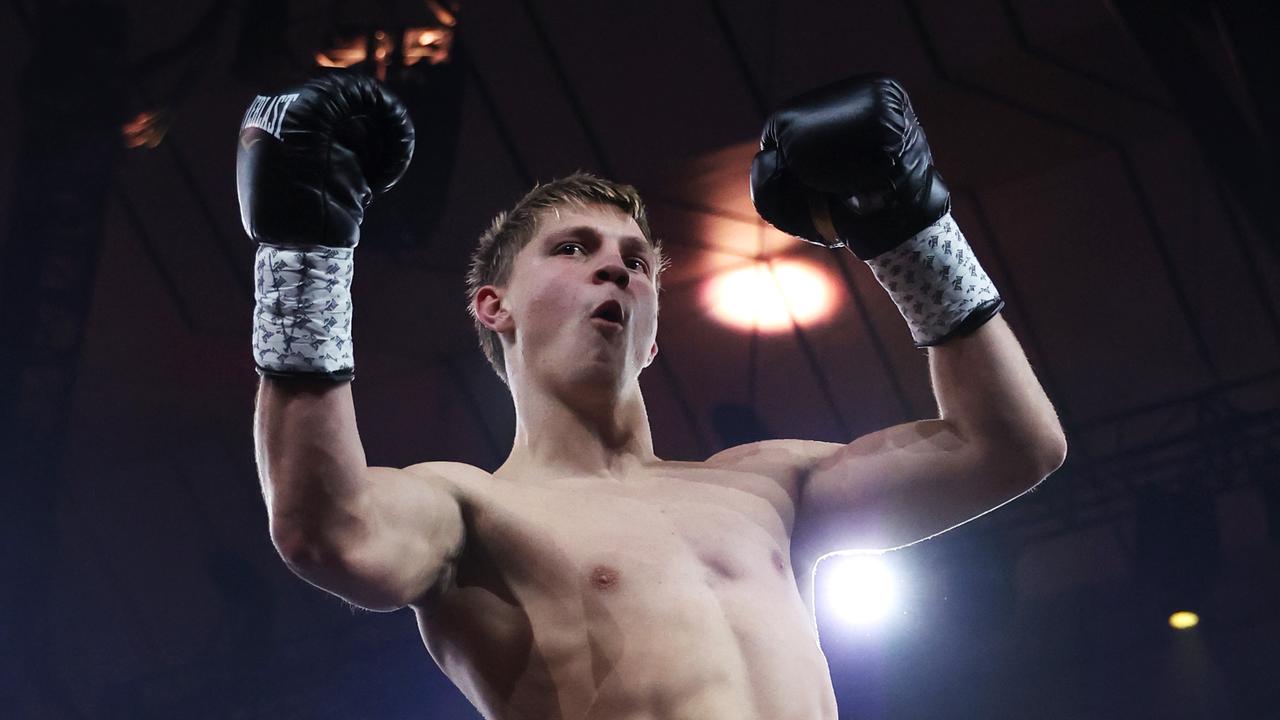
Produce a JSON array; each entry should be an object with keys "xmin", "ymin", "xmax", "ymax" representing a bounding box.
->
[
  {"xmin": 864, "ymin": 213, "xmax": 1003, "ymax": 347},
  {"xmin": 252, "ymin": 245, "xmax": 356, "ymax": 380}
]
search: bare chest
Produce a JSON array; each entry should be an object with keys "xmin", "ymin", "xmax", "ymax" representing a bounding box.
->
[
  {"xmin": 415, "ymin": 466, "xmax": 825, "ymax": 719},
  {"xmin": 476, "ymin": 469, "xmax": 795, "ymax": 592}
]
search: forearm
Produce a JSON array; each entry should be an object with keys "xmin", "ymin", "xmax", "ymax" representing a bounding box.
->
[
  {"xmin": 928, "ymin": 315, "xmax": 1066, "ymax": 471},
  {"xmin": 254, "ymin": 377, "xmax": 371, "ymax": 552}
]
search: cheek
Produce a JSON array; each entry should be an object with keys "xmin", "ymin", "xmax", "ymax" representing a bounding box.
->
[
  {"xmin": 636, "ymin": 298, "xmax": 660, "ymax": 339},
  {"xmin": 521, "ymin": 280, "xmax": 579, "ymax": 331}
]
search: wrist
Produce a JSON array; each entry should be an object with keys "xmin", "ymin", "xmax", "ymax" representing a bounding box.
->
[
  {"xmin": 252, "ymin": 244, "xmax": 356, "ymax": 379},
  {"xmin": 863, "ymin": 213, "xmax": 1003, "ymax": 346}
]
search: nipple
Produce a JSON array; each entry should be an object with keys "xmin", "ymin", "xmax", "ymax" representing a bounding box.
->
[{"xmin": 589, "ymin": 565, "xmax": 620, "ymax": 591}]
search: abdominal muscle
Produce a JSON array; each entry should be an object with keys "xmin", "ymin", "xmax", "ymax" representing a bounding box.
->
[
  {"xmin": 541, "ymin": 580, "xmax": 757, "ymax": 720},
  {"xmin": 412, "ymin": 468, "xmax": 838, "ymax": 720},
  {"xmin": 419, "ymin": 563, "xmax": 830, "ymax": 720}
]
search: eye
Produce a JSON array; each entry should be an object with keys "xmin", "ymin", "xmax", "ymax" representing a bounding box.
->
[
  {"xmin": 555, "ymin": 242, "xmax": 585, "ymax": 256},
  {"xmin": 627, "ymin": 257, "xmax": 651, "ymax": 274}
]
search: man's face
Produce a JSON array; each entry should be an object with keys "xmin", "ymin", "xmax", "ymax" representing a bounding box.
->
[{"xmin": 479, "ymin": 203, "xmax": 661, "ymax": 394}]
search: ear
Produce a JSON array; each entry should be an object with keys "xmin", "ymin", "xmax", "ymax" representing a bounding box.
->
[
  {"xmin": 474, "ymin": 285, "xmax": 513, "ymax": 333},
  {"xmin": 643, "ymin": 339, "xmax": 659, "ymax": 368}
]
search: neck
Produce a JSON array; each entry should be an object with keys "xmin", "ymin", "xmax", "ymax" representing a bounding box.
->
[{"xmin": 497, "ymin": 374, "xmax": 658, "ymax": 481}]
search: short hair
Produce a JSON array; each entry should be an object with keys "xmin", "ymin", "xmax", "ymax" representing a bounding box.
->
[{"xmin": 465, "ymin": 172, "xmax": 670, "ymax": 386}]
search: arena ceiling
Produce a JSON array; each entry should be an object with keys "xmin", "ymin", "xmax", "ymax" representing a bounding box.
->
[{"xmin": 1, "ymin": 0, "xmax": 1277, "ymax": 716}]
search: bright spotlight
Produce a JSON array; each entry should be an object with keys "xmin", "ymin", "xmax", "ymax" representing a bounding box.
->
[
  {"xmin": 1168, "ymin": 611, "xmax": 1200, "ymax": 630},
  {"xmin": 702, "ymin": 259, "xmax": 836, "ymax": 332},
  {"xmin": 824, "ymin": 554, "xmax": 899, "ymax": 627}
]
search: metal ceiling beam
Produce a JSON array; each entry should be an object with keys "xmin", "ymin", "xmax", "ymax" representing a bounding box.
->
[
  {"xmin": 1000, "ymin": 0, "xmax": 1280, "ymax": 352},
  {"xmin": 701, "ymin": 0, "xmax": 916, "ymax": 436},
  {"xmin": 457, "ymin": 42, "xmax": 535, "ymax": 188},
  {"xmin": 515, "ymin": 0, "xmax": 614, "ymax": 177},
  {"xmin": 996, "ymin": 370, "xmax": 1280, "ymax": 546},
  {"xmin": 1108, "ymin": 0, "xmax": 1280, "ymax": 267},
  {"xmin": 902, "ymin": 0, "xmax": 1223, "ymax": 382},
  {"xmin": 1214, "ymin": 181, "xmax": 1280, "ymax": 350},
  {"xmin": 999, "ymin": 0, "xmax": 1175, "ymax": 115},
  {"xmin": 707, "ymin": 0, "xmax": 770, "ymax": 119}
]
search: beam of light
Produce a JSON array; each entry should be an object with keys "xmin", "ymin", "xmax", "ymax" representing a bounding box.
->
[
  {"xmin": 1169, "ymin": 611, "xmax": 1200, "ymax": 630},
  {"xmin": 823, "ymin": 554, "xmax": 900, "ymax": 628},
  {"xmin": 701, "ymin": 259, "xmax": 836, "ymax": 332}
]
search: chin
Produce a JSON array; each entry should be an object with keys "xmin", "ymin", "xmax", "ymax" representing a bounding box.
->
[{"xmin": 560, "ymin": 361, "xmax": 629, "ymax": 393}]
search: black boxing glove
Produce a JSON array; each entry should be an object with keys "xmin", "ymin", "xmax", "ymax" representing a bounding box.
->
[
  {"xmin": 240, "ymin": 71, "xmax": 414, "ymax": 380},
  {"xmin": 751, "ymin": 75, "xmax": 1002, "ymax": 346}
]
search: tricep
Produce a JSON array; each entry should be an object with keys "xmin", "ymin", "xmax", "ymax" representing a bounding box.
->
[{"xmin": 275, "ymin": 464, "xmax": 467, "ymax": 612}]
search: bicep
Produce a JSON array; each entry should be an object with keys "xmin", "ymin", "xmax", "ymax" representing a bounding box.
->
[
  {"xmin": 791, "ymin": 420, "xmax": 1035, "ymax": 560},
  {"xmin": 282, "ymin": 464, "xmax": 467, "ymax": 613}
]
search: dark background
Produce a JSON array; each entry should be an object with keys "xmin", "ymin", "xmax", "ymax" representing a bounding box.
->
[{"xmin": 2, "ymin": 0, "xmax": 1278, "ymax": 718}]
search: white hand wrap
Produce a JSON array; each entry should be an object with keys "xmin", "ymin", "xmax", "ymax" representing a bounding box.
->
[
  {"xmin": 864, "ymin": 213, "xmax": 1001, "ymax": 346},
  {"xmin": 252, "ymin": 245, "xmax": 355, "ymax": 378}
]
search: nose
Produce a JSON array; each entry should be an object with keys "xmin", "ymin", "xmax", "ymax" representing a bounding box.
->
[{"xmin": 594, "ymin": 261, "xmax": 630, "ymax": 289}]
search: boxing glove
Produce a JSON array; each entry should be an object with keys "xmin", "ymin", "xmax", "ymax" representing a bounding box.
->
[
  {"xmin": 751, "ymin": 75, "xmax": 1002, "ymax": 346},
  {"xmin": 240, "ymin": 71, "xmax": 414, "ymax": 380}
]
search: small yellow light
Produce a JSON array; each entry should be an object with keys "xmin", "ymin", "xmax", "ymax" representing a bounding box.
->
[{"xmin": 1168, "ymin": 611, "xmax": 1199, "ymax": 630}]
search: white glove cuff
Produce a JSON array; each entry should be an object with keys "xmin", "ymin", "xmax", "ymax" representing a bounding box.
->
[
  {"xmin": 252, "ymin": 245, "xmax": 355, "ymax": 377},
  {"xmin": 864, "ymin": 213, "xmax": 1001, "ymax": 346}
]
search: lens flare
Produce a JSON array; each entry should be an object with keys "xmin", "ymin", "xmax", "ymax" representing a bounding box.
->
[{"xmin": 824, "ymin": 554, "xmax": 899, "ymax": 627}]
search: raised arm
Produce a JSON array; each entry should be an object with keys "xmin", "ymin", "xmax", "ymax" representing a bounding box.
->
[
  {"xmin": 256, "ymin": 379, "xmax": 464, "ymax": 612},
  {"xmin": 241, "ymin": 73, "xmax": 462, "ymax": 612},
  {"xmin": 749, "ymin": 75, "xmax": 1066, "ymax": 565},
  {"xmin": 772, "ymin": 317, "xmax": 1063, "ymax": 563}
]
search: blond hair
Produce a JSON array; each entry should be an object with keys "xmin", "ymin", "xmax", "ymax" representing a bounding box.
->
[{"xmin": 465, "ymin": 172, "xmax": 670, "ymax": 385}]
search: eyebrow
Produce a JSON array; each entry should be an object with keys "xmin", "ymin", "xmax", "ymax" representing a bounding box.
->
[{"xmin": 544, "ymin": 225, "xmax": 658, "ymax": 262}]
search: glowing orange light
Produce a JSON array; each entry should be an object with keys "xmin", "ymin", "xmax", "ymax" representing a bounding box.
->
[
  {"xmin": 427, "ymin": 0, "xmax": 458, "ymax": 27},
  {"xmin": 121, "ymin": 110, "xmax": 171, "ymax": 149},
  {"xmin": 403, "ymin": 26, "xmax": 455, "ymax": 66},
  {"xmin": 315, "ymin": 35, "xmax": 367, "ymax": 68},
  {"xmin": 702, "ymin": 259, "xmax": 836, "ymax": 333}
]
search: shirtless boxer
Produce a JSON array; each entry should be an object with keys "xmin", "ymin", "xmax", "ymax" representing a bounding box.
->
[{"xmin": 248, "ymin": 71, "xmax": 1066, "ymax": 719}]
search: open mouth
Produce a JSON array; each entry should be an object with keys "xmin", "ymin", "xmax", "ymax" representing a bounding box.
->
[{"xmin": 591, "ymin": 300, "xmax": 625, "ymax": 326}]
